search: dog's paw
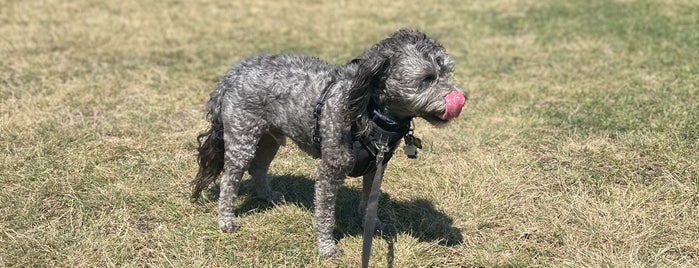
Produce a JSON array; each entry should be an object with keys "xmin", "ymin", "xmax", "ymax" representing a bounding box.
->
[
  {"xmin": 218, "ymin": 214, "xmax": 240, "ymax": 233},
  {"xmin": 317, "ymin": 240, "xmax": 343, "ymax": 259}
]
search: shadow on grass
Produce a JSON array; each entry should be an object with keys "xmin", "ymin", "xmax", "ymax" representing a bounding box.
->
[{"xmin": 204, "ymin": 173, "xmax": 463, "ymax": 247}]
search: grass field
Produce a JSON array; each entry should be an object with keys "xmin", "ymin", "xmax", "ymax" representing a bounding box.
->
[{"xmin": 2, "ymin": 0, "xmax": 698, "ymax": 266}]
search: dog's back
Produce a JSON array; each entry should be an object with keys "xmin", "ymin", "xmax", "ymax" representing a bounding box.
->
[{"xmin": 211, "ymin": 53, "xmax": 341, "ymax": 154}]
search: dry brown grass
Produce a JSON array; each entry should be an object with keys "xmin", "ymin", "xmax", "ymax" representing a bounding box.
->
[{"xmin": 2, "ymin": 0, "xmax": 698, "ymax": 267}]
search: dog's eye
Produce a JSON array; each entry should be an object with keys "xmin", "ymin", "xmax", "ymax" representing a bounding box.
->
[{"xmin": 421, "ymin": 75, "xmax": 437, "ymax": 89}]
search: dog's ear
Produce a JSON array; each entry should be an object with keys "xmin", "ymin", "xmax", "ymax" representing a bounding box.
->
[
  {"xmin": 347, "ymin": 56, "xmax": 389, "ymax": 119},
  {"xmin": 351, "ymin": 56, "xmax": 389, "ymax": 89}
]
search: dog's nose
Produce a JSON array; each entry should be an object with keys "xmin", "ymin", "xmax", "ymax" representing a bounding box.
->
[{"xmin": 440, "ymin": 91, "xmax": 465, "ymax": 120}]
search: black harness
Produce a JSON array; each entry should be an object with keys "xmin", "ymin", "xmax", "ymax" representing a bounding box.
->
[
  {"xmin": 312, "ymin": 86, "xmax": 411, "ymax": 177},
  {"xmin": 346, "ymin": 108, "xmax": 411, "ymax": 176}
]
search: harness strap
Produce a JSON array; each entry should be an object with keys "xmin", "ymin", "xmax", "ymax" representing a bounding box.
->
[
  {"xmin": 313, "ymin": 78, "xmax": 335, "ymax": 146},
  {"xmin": 361, "ymin": 134, "xmax": 390, "ymax": 268}
]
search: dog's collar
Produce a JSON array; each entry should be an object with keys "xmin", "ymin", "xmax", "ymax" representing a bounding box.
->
[
  {"xmin": 368, "ymin": 103, "xmax": 412, "ymax": 133},
  {"xmin": 312, "ymin": 82, "xmax": 411, "ymax": 146}
]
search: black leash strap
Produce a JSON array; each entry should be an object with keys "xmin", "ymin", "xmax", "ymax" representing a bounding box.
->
[{"xmin": 361, "ymin": 135, "xmax": 390, "ymax": 268}]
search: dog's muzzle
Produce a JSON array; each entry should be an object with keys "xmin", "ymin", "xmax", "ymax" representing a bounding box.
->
[{"xmin": 440, "ymin": 91, "xmax": 466, "ymax": 120}]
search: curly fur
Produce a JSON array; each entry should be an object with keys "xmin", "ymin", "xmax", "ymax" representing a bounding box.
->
[{"xmin": 191, "ymin": 28, "xmax": 466, "ymax": 259}]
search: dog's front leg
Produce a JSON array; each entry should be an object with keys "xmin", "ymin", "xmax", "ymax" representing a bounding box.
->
[{"xmin": 313, "ymin": 155, "xmax": 350, "ymax": 259}]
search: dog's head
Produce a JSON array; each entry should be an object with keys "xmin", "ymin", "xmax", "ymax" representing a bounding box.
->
[{"xmin": 349, "ymin": 28, "xmax": 467, "ymax": 126}]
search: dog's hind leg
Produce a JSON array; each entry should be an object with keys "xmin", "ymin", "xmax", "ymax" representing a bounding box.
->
[
  {"xmin": 248, "ymin": 133, "xmax": 285, "ymax": 203},
  {"xmin": 217, "ymin": 112, "xmax": 264, "ymax": 233}
]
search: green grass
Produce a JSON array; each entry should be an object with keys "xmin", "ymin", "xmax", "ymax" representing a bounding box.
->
[{"xmin": 2, "ymin": 0, "xmax": 698, "ymax": 266}]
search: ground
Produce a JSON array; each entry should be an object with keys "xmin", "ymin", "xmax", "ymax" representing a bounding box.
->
[{"xmin": 1, "ymin": 0, "xmax": 698, "ymax": 266}]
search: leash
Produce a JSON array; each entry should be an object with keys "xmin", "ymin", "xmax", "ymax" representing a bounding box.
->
[{"xmin": 361, "ymin": 135, "xmax": 390, "ymax": 268}]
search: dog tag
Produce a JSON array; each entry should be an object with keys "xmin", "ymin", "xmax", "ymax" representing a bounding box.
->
[{"xmin": 404, "ymin": 143, "xmax": 418, "ymax": 159}]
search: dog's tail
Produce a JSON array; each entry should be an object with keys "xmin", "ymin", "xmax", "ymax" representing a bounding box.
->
[{"xmin": 191, "ymin": 91, "xmax": 225, "ymax": 201}]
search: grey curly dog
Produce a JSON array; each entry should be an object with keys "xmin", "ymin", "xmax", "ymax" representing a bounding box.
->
[{"xmin": 191, "ymin": 28, "xmax": 466, "ymax": 258}]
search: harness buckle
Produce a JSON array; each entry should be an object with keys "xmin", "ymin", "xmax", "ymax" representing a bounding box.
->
[{"xmin": 374, "ymin": 134, "xmax": 390, "ymax": 155}]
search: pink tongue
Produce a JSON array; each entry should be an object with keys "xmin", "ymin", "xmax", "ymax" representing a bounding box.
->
[{"xmin": 440, "ymin": 91, "xmax": 466, "ymax": 120}]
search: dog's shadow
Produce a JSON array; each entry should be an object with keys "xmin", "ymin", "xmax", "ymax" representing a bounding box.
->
[{"xmin": 206, "ymin": 174, "xmax": 463, "ymax": 247}]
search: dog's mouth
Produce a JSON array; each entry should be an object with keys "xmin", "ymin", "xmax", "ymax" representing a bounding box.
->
[
  {"xmin": 424, "ymin": 114, "xmax": 451, "ymax": 125},
  {"xmin": 431, "ymin": 113, "xmax": 449, "ymax": 122}
]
